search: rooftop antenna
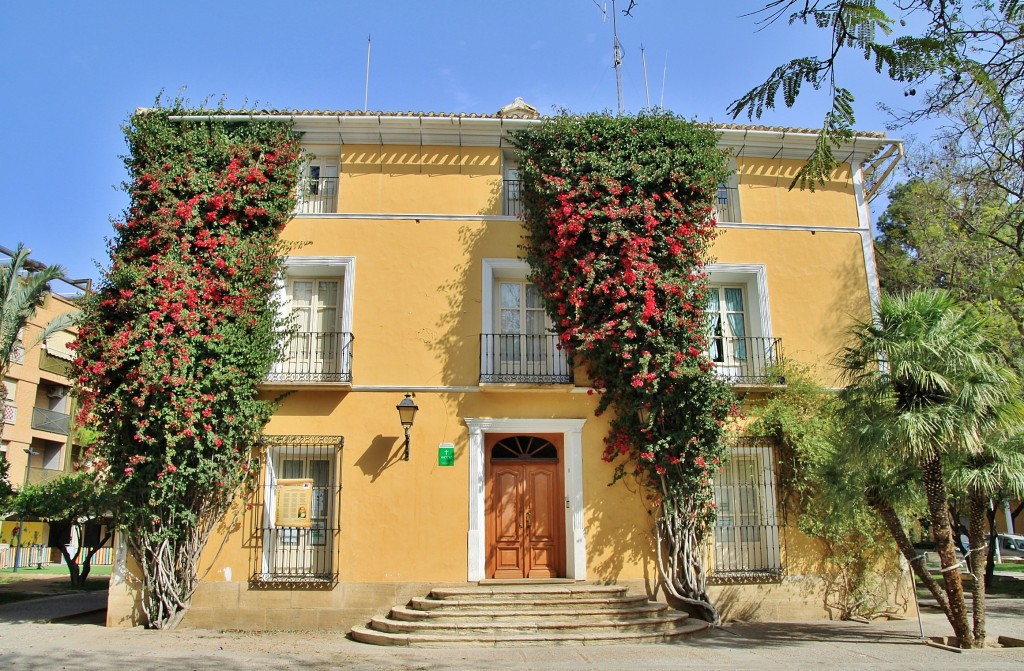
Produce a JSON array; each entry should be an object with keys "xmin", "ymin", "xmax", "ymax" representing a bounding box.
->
[
  {"xmin": 660, "ymin": 51, "xmax": 668, "ymax": 108},
  {"xmin": 611, "ymin": 0, "xmax": 624, "ymax": 114},
  {"xmin": 364, "ymin": 35, "xmax": 372, "ymax": 112},
  {"xmin": 641, "ymin": 44, "xmax": 651, "ymax": 109},
  {"xmin": 591, "ymin": 0, "xmax": 607, "ymax": 20}
]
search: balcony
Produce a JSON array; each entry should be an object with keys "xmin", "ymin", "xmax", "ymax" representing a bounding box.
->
[
  {"xmin": 710, "ymin": 337, "xmax": 783, "ymax": 386},
  {"xmin": 480, "ymin": 334, "xmax": 572, "ymax": 385},
  {"xmin": 266, "ymin": 331, "xmax": 354, "ymax": 384},
  {"xmin": 9, "ymin": 344, "xmax": 25, "ymax": 365},
  {"xmin": 31, "ymin": 406, "xmax": 70, "ymax": 436},
  {"xmin": 502, "ymin": 179, "xmax": 522, "ymax": 217},
  {"xmin": 39, "ymin": 350, "xmax": 73, "ymax": 378},
  {"xmin": 26, "ymin": 466, "xmax": 65, "ymax": 486},
  {"xmin": 297, "ymin": 176, "xmax": 338, "ymax": 214},
  {"xmin": 3, "ymin": 404, "xmax": 15, "ymax": 424}
]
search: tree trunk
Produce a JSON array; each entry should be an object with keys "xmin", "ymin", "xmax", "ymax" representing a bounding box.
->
[
  {"xmin": 56, "ymin": 545, "xmax": 83, "ymax": 587},
  {"xmin": 985, "ymin": 506, "xmax": 998, "ymax": 589},
  {"xmin": 868, "ymin": 497, "xmax": 954, "ymax": 622},
  {"xmin": 921, "ymin": 451, "xmax": 974, "ymax": 648},
  {"xmin": 967, "ymin": 491, "xmax": 988, "ymax": 645}
]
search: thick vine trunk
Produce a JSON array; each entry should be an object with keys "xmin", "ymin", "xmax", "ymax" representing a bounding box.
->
[
  {"xmin": 921, "ymin": 451, "xmax": 974, "ymax": 648},
  {"xmin": 867, "ymin": 497, "xmax": 953, "ymax": 622},
  {"xmin": 985, "ymin": 506, "xmax": 998, "ymax": 588},
  {"xmin": 967, "ymin": 492, "xmax": 988, "ymax": 645}
]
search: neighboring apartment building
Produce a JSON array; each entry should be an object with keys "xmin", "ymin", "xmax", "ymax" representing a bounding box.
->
[
  {"xmin": 107, "ymin": 100, "xmax": 903, "ymax": 632},
  {"xmin": 1, "ymin": 256, "xmax": 87, "ymax": 557}
]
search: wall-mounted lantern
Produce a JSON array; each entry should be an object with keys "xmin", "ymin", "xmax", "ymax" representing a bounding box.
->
[
  {"xmin": 396, "ymin": 393, "xmax": 419, "ymax": 461},
  {"xmin": 636, "ymin": 406, "xmax": 651, "ymax": 426}
]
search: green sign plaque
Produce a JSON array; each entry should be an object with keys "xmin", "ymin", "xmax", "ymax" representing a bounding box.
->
[{"xmin": 438, "ymin": 443, "xmax": 455, "ymax": 466}]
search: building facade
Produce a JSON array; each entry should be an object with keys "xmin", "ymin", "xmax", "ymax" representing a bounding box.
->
[
  {"xmin": 1, "ymin": 258, "xmax": 87, "ymax": 564},
  {"xmin": 107, "ymin": 102, "xmax": 905, "ymax": 629}
]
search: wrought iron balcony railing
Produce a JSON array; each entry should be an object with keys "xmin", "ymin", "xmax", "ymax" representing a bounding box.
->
[
  {"xmin": 503, "ymin": 179, "xmax": 522, "ymax": 217},
  {"xmin": 709, "ymin": 336, "xmax": 783, "ymax": 385},
  {"xmin": 9, "ymin": 345, "xmax": 25, "ymax": 365},
  {"xmin": 267, "ymin": 331, "xmax": 354, "ymax": 384},
  {"xmin": 31, "ymin": 406, "xmax": 71, "ymax": 436},
  {"xmin": 480, "ymin": 334, "xmax": 572, "ymax": 384},
  {"xmin": 297, "ymin": 176, "xmax": 339, "ymax": 214},
  {"xmin": 3, "ymin": 404, "xmax": 15, "ymax": 424}
]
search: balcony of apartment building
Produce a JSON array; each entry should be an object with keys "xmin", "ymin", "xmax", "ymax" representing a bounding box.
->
[
  {"xmin": 479, "ymin": 334, "xmax": 572, "ymax": 386},
  {"xmin": 265, "ymin": 331, "xmax": 354, "ymax": 387},
  {"xmin": 24, "ymin": 437, "xmax": 69, "ymax": 486},
  {"xmin": 31, "ymin": 384, "xmax": 71, "ymax": 438},
  {"xmin": 710, "ymin": 336, "xmax": 784, "ymax": 388}
]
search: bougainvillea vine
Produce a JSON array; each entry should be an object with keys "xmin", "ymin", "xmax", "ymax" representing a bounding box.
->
[
  {"xmin": 73, "ymin": 107, "xmax": 302, "ymax": 629},
  {"xmin": 513, "ymin": 113, "xmax": 737, "ymax": 623}
]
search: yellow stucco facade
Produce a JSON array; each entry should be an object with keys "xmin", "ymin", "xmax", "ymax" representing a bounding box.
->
[{"xmin": 107, "ymin": 109, "xmax": 911, "ymax": 630}]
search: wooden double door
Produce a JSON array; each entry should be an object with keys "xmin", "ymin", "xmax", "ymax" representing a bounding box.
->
[{"xmin": 486, "ymin": 434, "xmax": 565, "ymax": 579}]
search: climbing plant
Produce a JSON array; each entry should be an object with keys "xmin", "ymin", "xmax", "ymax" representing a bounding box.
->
[
  {"xmin": 513, "ymin": 113, "xmax": 736, "ymax": 623},
  {"xmin": 73, "ymin": 106, "xmax": 303, "ymax": 629}
]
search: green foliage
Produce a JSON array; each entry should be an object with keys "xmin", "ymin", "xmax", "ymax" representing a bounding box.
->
[
  {"xmin": 0, "ymin": 455, "xmax": 13, "ymax": 513},
  {"xmin": 729, "ymin": 1, "xmax": 1023, "ymax": 188},
  {"xmin": 747, "ymin": 363, "xmax": 911, "ymax": 619},
  {"xmin": 512, "ymin": 112, "xmax": 736, "ymax": 621},
  {"xmin": 73, "ymin": 105, "xmax": 303, "ymax": 627}
]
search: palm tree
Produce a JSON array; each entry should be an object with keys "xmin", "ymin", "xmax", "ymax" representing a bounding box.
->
[
  {"xmin": 1, "ymin": 244, "xmax": 75, "ymax": 444},
  {"xmin": 836, "ymin": 289, "xmax": 1024, "ymax": 648},
  {"xmin": 948, "ymin": 441, "xmax": 1024, "ymax": 642}
]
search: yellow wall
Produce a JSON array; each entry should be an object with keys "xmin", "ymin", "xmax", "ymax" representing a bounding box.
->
[{"xmin": 737, "ymin": 157, "xmax": 858, "ymax": 227}]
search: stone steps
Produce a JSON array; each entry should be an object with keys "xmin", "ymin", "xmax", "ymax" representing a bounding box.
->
[{"xmin": 350, "ymin": 583, "xmax": 710, "ymax": 647}]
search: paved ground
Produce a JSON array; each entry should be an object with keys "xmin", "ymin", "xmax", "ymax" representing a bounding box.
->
[{"xmin": 1, "ymin": 584, "xmax": 1024, "ymax": 670}]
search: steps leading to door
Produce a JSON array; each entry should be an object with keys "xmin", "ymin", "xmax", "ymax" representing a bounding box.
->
[{"xmin": 350, "ymin": 583, "xmax": 710, "ymax": 646}]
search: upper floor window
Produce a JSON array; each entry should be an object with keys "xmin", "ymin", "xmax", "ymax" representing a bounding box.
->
[
  {"xmin": 502, "ymin": 156, "xmax": 522, "ymax": 217},
  {"xmin": 705, "ymin": 265, "xmax": 780, "ymax": 385},
  {"xmin": 297, "ymin": 160, "xmax": 339, "ymax": 214},
  {"xmin": 267, "ymin": 257, "xmax": 355, "ymax": 385},
  {"xmin": 715, "ymin": 161, "xmax": 740, "ymax": 223},
  {"xmin": 480, "ymin": 260, "xmax": 570, "ymax": 384}
]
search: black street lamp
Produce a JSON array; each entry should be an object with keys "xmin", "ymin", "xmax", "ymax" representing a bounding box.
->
[{"xmin": 396, "ymin": 393, "xmax": 418, "ymax": 461}]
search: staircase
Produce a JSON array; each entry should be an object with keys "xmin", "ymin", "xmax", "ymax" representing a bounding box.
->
[{"xmin": 350, "ymin": 582, "xmax": 710, "ymax": 646}]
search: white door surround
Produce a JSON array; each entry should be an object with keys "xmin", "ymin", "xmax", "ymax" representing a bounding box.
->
[{"xmin": 463, "ymin": 417, "xmax": 587, "ymax": 581}]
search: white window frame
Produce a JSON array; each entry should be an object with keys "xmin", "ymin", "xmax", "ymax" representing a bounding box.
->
[{"xmin": 297, "ymin": 156, "xmax": 339, "ymax": 214}]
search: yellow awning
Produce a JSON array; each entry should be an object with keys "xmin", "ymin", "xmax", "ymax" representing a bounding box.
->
[{"xmin": 45, "ymin": 330, "xmax": 76, "ymax": 362}]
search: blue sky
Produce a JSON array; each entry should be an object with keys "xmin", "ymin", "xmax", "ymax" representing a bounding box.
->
[{"xmin": 1, "ymin": 1, "xmax": 919, "ymax": 283}]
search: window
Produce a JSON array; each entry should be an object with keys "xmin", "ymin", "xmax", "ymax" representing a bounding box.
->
[
  {"xmin": 705, "ymin": 265, "xmax": 779, "ymax": 384},
  {"xmin": 712, "ymin": 438, "xmax": 782, "ymax": 576},
  {"xmin": 2, "ymin": 378, "xmax": 15, "ymax": 424},
  {"xmin": 715, "ymin": 160, "xmax": 740, "ymax": 223},
  {"xmin": 481, "ymin": 260, "xmax": 570, "ymax": 384},
  {"xmin": 268, "ymin": 257, "xmax": 355, "ymax": 384},
  {"xmin": 502, "ymin": 159, "xmax": 522, "ymax": 217},
  {"xmin": 252, "ymin": 435, "xmax": 343, "ymax": 585},
  {"xmin": 297, "ymin": 159, "xmax": 339, "ymax": 214}
]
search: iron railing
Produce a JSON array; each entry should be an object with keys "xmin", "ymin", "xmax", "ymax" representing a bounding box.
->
[
  {"xmin": 31, "ymin": 407, "xmax": 70, "ymax": 436},
  {"xmin": 715, "ymin": 185, "xmax": 740, "ymax": 222},
  {"xmin": 3, "ymin": 404, "xmax": 15, "ymax": 424},
  {"xmin": 503, "ymin": 179, "xmax": 522, "ymax": 217},
  {"xmin": 249, "ymin": 435, "xmax": 344, "ymax": 586},
  {"xmin": 710, "ymin": 336, "xmax": 783, "ymax": 385},
  {"xmin": 711, "ymin": 437, "xmax": 784, "ymax": 579},
  {"xmin": 266, "ymin": 331, "xmax": 354, "ymax": 384},
  {"xmin": 480, "ymin": 333, "xmax": 572, "ymax": 384},
  {"xmin": 9, "ymin": 345, "xmax": 25, "ymax": 365},
  {"xmin": 297, "ymin": 176, "xmax": 339, "ymax": 214}
]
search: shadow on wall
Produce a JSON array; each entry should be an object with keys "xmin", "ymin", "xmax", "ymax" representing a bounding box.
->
[
  {"xmin": 426, "ymin": 180, "xmax": 506, "ymax": 389},
  {"xmin": 353, "ymin": 434, "xmax": 407, "ymax": 482},
  {"xmin": 584, "ymin": 472, "xmax": 658, "ymax": 596}
]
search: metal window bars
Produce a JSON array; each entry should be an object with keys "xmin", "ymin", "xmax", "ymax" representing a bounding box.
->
[
  {"xmin": 503, "ymin": 179, "xmax": 522, "ymax": 217},
  {"xmin": 249, "ymin": 435, "xmax": 344, "ymax": 587},
  {"xmin": 709, "ymin": 337, "xmax": 783, "ymax": 385},
  {"xmin": 711, "ymin": 436, "xmax": 785, "ymax": 580},
  {"xmin": 296, "ymin": 176, "xmax": 339, "ymax": 214}
]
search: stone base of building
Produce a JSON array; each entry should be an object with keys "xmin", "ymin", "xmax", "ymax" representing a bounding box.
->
[{"xmin": 106, "ymin": 573, "xmax": 915, "ymax": 631}]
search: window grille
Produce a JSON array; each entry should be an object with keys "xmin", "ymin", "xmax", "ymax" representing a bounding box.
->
[
  {"xmin": 711, "ymin": 436, "xmax": 785, "ymax": 581},
  {"xmin": 249, "ymin": 435, "xmax": 343, "ymax": 587}
]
